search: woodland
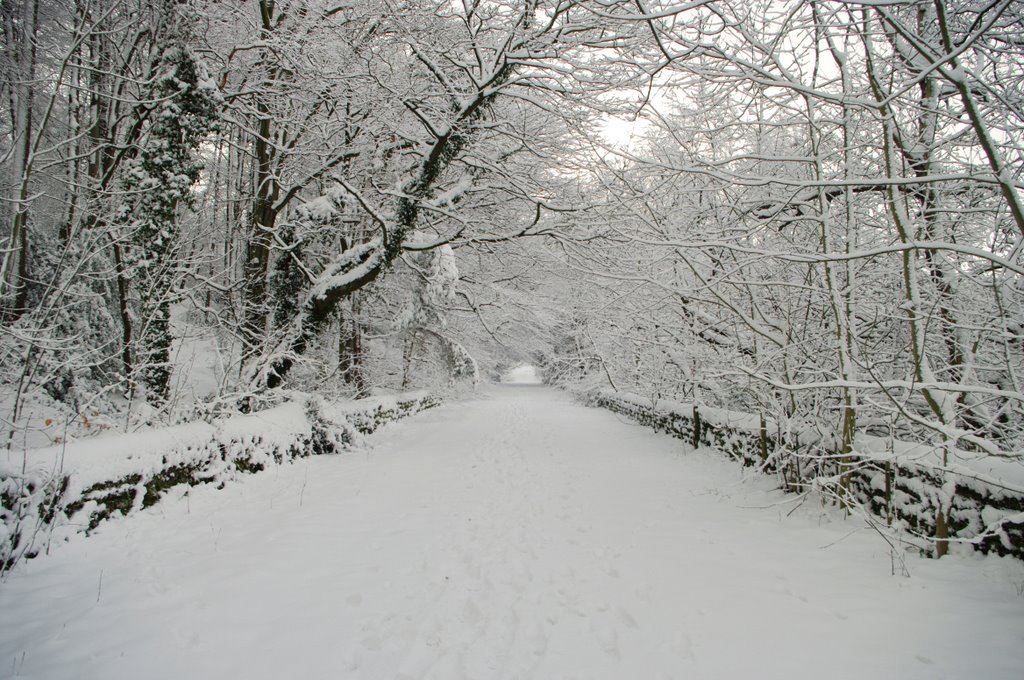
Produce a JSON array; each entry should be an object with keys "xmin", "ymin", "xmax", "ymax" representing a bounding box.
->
[{"xmin": 2, "ymin": 0, "xmax": 1023, "ymax": 507}]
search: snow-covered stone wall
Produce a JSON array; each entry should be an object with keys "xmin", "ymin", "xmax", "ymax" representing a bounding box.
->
[
  {"xmin": 1, "ymin": 392, "xmax": 439, "ymax": 573},
  {"xmin": 591, "ymin": 390, "xmax": 1024, "ymax": 560}
]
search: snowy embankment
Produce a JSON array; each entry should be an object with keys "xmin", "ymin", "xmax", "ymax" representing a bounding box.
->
[
  {"xmin": 0, "ymin": 392, "xmax": 438, "ymax": 571},
  {"xmin": 591, "ymin": 390, "xmax": 1024, "ymax": 559},
  {"xmin": 1, "ymin": 384, "xmax": 1022, "ymax": 679}
]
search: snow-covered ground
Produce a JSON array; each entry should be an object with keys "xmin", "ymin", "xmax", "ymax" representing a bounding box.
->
[{"xmin": 2, "ymin": 385, "xmax": 1022, "ymax": 679}]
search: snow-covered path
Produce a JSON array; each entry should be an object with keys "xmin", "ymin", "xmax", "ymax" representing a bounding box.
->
[{"xmin": 2, "ymin": 385, "xmax": 1023, "ymax": 679}]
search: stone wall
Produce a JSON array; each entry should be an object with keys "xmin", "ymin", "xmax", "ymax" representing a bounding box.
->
[
  {"xmin": 592, "ymin": 391, "xmax": 1024, "ymax": 560},
  {"xmin": 1, "ymin": 393, "xmax": 439, "ymax": 572}
]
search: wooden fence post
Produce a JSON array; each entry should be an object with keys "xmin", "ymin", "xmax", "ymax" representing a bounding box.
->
[
  {"xmin": 884, "ymin": 462, "xmax": 893, "ymax": 526},
  {"xmin": 692, "ymin": 406, "xmax": 701, "ymax": 449},
  {"xmin": 758, "ymin": 413, "xmax": 769, "ymax": 464},
  {"xmin": 935, "ymin": 505, "xmax": 949, "ymax": 558}
]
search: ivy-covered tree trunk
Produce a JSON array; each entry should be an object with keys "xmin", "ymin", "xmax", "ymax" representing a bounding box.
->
[
  {"xmin": 269, "ymin": 222, "xmax": 303, "ymax": 333},
  {"xmin": 120, "ymin": 45, "xmax": 219, "ymax": 406}
]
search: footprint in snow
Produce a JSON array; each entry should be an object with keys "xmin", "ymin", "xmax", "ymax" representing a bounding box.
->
[
  {"xmin": 361, "ymin": 635, "xmax": 383, "ymax": 652},
  {"xmin": 175, "ymin": 630, "xmax": 202, "ymax": 650},
  {"xmin": 671, "ymin": 630, "xmax": 695, "ymax": 661},
  {"xmin": 430, "ymin": 650, "xmax": 464, "ymax": 679},
  {"xmin": 463, "ymin": 559, "xmax": 482, "ymax": 580},
  {"xmin": 635, "ymin": 582, "xmax": 653, "ymax": 602},
  {"xmin": 462, "ymin": 599, "xmax": 484, "ymax": 625},
  {"xmin": 784, "ymin": 588, "xmax": 809, "ymax": 603},
  {"xmin": 616, "ymin": 607, "xmax": 639, "ymax": 629},
  {"xmin": 591, "ymin": 621, "xmax": 620, "ymax": 659},
  {"xmin": 526, "ymin": 621, "xmax": 548, "ymax": 656}
]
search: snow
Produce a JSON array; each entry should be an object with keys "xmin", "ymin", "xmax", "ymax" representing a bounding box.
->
[
  {"xmin": 309, "ymin": 240, "xmax": 383, "ymax": 302},
  {"xmin": 300, "ymin": 194, "xmax": 341, "ymax": 222},
  {"xmin": 2, "ymin": 385, "xmax": 1023, "ymax": 679}
]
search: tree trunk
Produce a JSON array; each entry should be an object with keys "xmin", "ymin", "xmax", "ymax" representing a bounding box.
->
[
  {"xmin": 241, "ymin": 102, "xmax": 278, "ymax": 359},
  {"xmin": 110, "ymin": 238, "xmax": 134, "ymax": 389},
  {"xmin": 0, "ymin": 0, "xmax": 40, "ymax": 322},
  {"xmin": 339, "ymin": 296, "xmax": 367, "ymax": 397}
]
